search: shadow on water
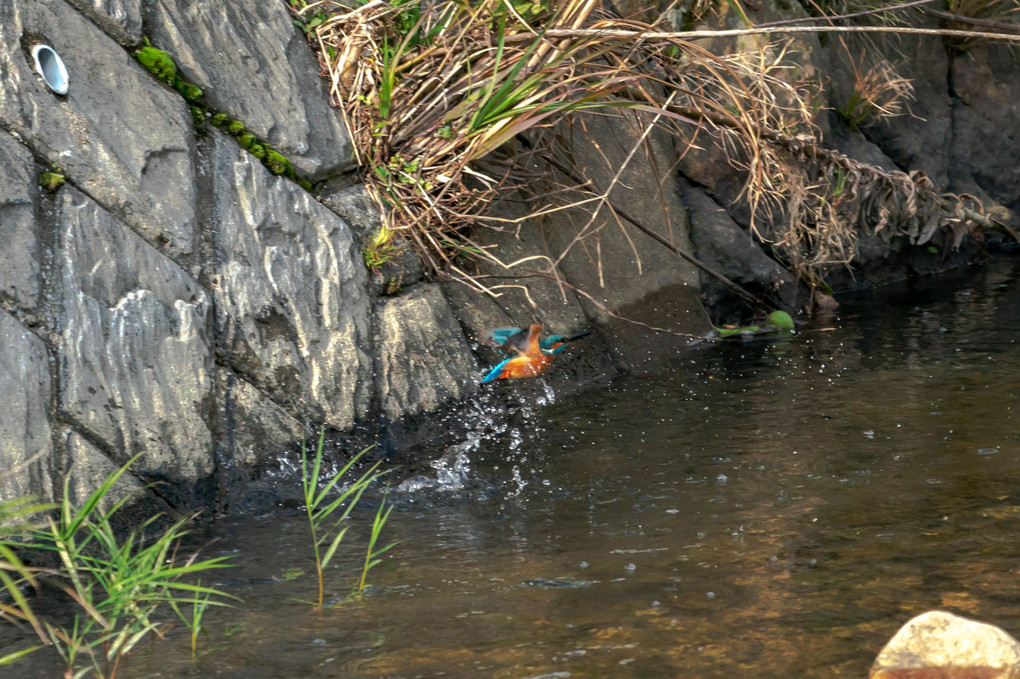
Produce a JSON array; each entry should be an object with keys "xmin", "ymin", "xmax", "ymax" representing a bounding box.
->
[{"xmin": 6, "ymin": 256, "xmax": 1020, "ymax": 677}]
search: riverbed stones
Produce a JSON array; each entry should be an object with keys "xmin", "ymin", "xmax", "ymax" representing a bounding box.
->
[
  {"xmin": 0, "ymin": 311, "xmax": 54, "ymax": 503},
  {"xmin": 374, "ymin": 284, "xmax": 479, "ymax": 421},
  {"xmin": 54, "ymin": 187, "xmax": 214, "ymax": 506},
  {"xmin": 209, "ymin": 133, "xmax": 372, "ymax": 430},
  {"xmin": 144, "ymin": 0, "xmax": 353, "ymax": 179},
  {"xmin": 870, "ymin": 611, "xmax": 1020, "ymax": 679},
  {"xmin": 0, "ymin": 0, "xmax": 196, "ymax": 257},
  {"xmin": 0, "ymin": 131, "xmax": 40, "ymax": 311}
]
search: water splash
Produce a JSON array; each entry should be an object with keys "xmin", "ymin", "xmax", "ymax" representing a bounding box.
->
[{"xmin": 396, "ymin": 436, "xmax": 478, "ymax": 494}]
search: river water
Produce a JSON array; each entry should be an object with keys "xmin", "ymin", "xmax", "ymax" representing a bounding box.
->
[{"xmin": 7, "ymin": 256, "xmax": 1020, "ymax": 677}]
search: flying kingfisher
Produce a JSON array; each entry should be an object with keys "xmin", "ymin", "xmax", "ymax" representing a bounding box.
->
[{"xmin": 479, "ymin": 324, "xmax": 592, "ymax": 384}]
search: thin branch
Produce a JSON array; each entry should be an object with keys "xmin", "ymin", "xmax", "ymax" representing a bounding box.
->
[
  {"xmin": 501, "ymin": 25, "xmax": 1020, "ymax": 43},
  {"xmin": 920, "ymin": 7, "xmax": 1020, "ymax": 33},
  {"xmin": 756, "ymin": 0, "xmax": 937, "ymax": 28}
]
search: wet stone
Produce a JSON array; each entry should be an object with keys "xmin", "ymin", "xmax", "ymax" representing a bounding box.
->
[
  {"xmin": 54, "ymin": 187, "xmax": 214, "ymax": 506},
  {"xmin": 375, "ymin": 284, "xmax": 480, "ymax": 421},
  {"xmin": 61, "ymin": 429, "xmax": 162, "ymax": 517},
  {"xmin": 0, "ymin": 0, "xmax": 196, "ymax": 256},
  {"xmin": 218, "ymin": 368, "xmax": 309, "ymax": 469},
  {"xmin": 0, "ymin": 130, "xmax": 40, "ymax": 310},
  {"xmin": 144, "ymin": 0, "xmax": 354, "ymax": 179},
  {"xmin": 209, "ymin": 132, "xmax": 372, "ymax": 430},
  {"xmin": 0, "ymin": 310, "xmax": 54, "ymax": 503}
]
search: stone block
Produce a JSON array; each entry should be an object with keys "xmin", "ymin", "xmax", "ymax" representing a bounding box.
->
[
  {"xmin": 54, "ymin": 188, "xmax": 214, "ymax": 506},
  {"xmin": 375, "ymin": 284, "xmax": 479, "ymax": 421},
  {"xmin": 0, "ymin": 310, "xmax": 53, "ymax": 503},
  {"xmin": 209, "ymin": 133, "xmax": 372, "ymax": 430},
  {"xmin": 144, "ymin": 0, "xmax": 354, "ymax": 179},
  {"xmin": 538, "ymin": 111, "xmax": 710, "ymax": 361},
  {"xmin": 0, "ymin": 130, "xmax": 40, "ymax": 310},
  {"xmin": 682, "ymin": 178, "xmax": 796, "ymax": 316},
  {"xmin": 62, "ymin": 429, "xmax": 159, "ymax": 517},
  {"xmin": 63, "ymin": 0, "xmax": 142, "ymax": 46},
  {"xmin": 871, "ymin": 610, "xmax": 1020, "ymax": 679},
  {"xmin": 218, "ymin": 368, "xmax": 309, "ymax": 469},
  {"xmin": 0, "ymin": 0, "xmax": 196, "ymax": 256}
]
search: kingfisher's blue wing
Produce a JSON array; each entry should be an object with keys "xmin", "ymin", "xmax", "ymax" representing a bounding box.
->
[
  {"xmin": 489, "ymin": 328, "xmax": 523, "ymax": 346},
  {"xmin": 480, "ymin": 357, "xmax": 512, "ymax": 384},
  {"xmin": 489, "ymin": 327, "xmax": 530, "ymax": 355}
]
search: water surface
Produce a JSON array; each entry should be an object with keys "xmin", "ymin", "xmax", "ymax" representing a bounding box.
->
[{"xmin": 8, "ymin": 257, "xmax": 1020, "ymax": 677}]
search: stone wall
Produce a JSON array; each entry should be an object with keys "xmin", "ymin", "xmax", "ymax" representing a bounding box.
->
[{"xmin": 0, "ymin": 0, "xmax": 474, "ymax": 511}]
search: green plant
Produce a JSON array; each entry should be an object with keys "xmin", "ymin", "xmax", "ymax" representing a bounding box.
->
[
  {"xmin": 135, "ymin": 46, "xmax": 176, "ymax": 85},
  {"xmin": 300, "ymin": 430, "xmax": 386, "ymax": 607},
  {"xmin": 174, "ymin": 79, "xmax": 204, "ymax": 104},
  {"xmin": 265, "ymin": 149, "xmax": 292, "ymax": 176},
  {"xmin": 0, "ymin": 495, "xmax": 57, "ymax": 665},
  {"xmin": 39, "ymin": 170, "xmax": 65, "ymax": 193},
  {"xmin": 837, "ymin": 61, "xmax": 912, "ymax": 131},
  {"xmin": 168, "ymin": 583, "xmax": 212, "ymax": 663},
  {"xmin": 357, "ymin": 496, "xmax": 396, "ymax": 592},
  {"xmin": 14, "ymin": 456, "xmax": 235, "ymax": 678},
  {"xmin": 363, "ymin": 227, "xmax": 399, "ymax": 269}
]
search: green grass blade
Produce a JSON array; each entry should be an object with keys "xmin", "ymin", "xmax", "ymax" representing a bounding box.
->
[{"xmin": 0, "ymin": 645, "xmax": 42, "ymax": 665}]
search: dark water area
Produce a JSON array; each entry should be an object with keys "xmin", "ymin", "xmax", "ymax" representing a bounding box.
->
[{"xmin": 5, "ymin": 255, "xmax": 1020, "ymax": 677}]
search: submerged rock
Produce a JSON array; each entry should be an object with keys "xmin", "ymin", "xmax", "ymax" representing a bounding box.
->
[{"xmin": 870, "ymin": 610, "xmax": 1020, "ymax": 679}]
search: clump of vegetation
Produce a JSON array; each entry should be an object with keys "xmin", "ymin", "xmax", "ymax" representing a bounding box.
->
[
  {"xmin": 135, "ymin": 45, "xmax": 177, "ymax": 86},
  {"xmin": 264, "ymin": 149, "xmax": 293, "ymax": 177},
  {"xmin": 363, "ymin": 226, "xmax": 399, "ymax": 270},
  {"xmin": 0, "ymin": 493, "xmax": 56, "ymax": 666},
  {"xmin": 38, "ymin": 169, "xmax": 65, "ymax": 193},
  {"xmin": 0, "ymin": 457, "xmax": 235, "ymax": 678},
  {"xmin": 837, "ymin": 60, "xmax": 913, "ymax": 131},
  {"xmin": 944, "ymin": 0, "xmax": 1019, "ymax": 50},
  {"xmin": 300, "ymin": 430, "xmax": 392, "ymax": 607},
  {"xmin": 292, "ymin": 0, "xmax": 1019, "ymax": 298},
  {"xmin": 134, "ymin": 44, "xmax": 204, "ymax": 104}
]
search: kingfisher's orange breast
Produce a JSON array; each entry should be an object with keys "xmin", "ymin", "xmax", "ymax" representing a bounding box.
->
[{"xmin": 501, "ymin": 352, "xmax": 554, "ymax": 379}]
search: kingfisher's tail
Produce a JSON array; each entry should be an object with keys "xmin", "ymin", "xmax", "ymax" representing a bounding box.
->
[{"xmin": 479, "ymin": 357, "xmax": 512, "ymax": 384}]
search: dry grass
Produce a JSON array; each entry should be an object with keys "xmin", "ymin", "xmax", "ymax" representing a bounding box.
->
[{"xmin": 297, "ymin": 0, "xmax": 1010, "ymax": 298}]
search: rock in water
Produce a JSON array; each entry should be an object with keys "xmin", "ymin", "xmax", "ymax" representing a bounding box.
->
[{"xmin": 870, "ymin": 610, "xmax": 1020, "ymax": 679}]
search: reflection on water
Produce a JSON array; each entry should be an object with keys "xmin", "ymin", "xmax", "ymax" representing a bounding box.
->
[{"xmin": 6, "ymin": 257, "xmax": 1020, "ymax": 678}]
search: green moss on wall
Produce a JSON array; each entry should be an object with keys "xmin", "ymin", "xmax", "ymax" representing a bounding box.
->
[
  {"xmin": 39, "ymin": 171, "xmax": 65, "ymax": 193},
  {"xmin": 174, "ymin": 79, "xmax": 204, "ymax": 104},
  {"xmin": 265, "ymin": 150, "xmax": 291, "ymax": 176},
  {"xmin": 135, "ymin": 46, "xmax": 177, "ymax": 86}
]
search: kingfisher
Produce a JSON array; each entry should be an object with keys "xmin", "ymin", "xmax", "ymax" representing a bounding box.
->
[{"xmin": 479, "ymin": 324, "xmax": 592, "ymax": 384}]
